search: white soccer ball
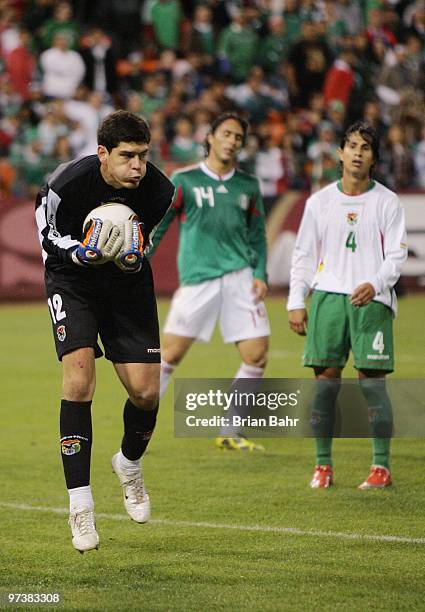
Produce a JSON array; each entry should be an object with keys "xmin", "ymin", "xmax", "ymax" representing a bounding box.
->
[{"xmin": 82, "ymin": 202, "xmax": 138, "ymax": 234}]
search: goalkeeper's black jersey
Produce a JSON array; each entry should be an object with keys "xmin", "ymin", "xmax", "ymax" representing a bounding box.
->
[{"xmin": 35, "ymin": 155, "xmax": 174, "ymax": 276}]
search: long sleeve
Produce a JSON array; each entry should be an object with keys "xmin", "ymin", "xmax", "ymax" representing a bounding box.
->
[
  {"xmin": 35, "ymin": 185, "xmax": 80, "ymax": 265},
  {"xmin": 247, "ymin": 187, "xmax": 268, "ymax": 282},
  {"xmin": 369, "ymin": 197, "xmax": 408, "ymax": 295},
  {"xmin": 147, "ymin": 184, "xmax": 183, "ymax": 257},
  {"xmin": 287, "ymin": 198, "xmax": 320, "ymax": 310}
]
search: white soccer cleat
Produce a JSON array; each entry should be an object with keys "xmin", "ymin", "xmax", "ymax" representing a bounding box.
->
[
  {"xmin": 68, "ymin": 509, "xmax": 99, "ymax": 553},
  {"xmin": 111, "ymin": 453, "xmax": 151, "ymax": 523}
]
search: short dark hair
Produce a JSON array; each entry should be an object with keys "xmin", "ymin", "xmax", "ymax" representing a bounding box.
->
[
  {"xmin": 205, "ymin": 112, "xmax": 249, "ymax": 155},
  {"xmin": 97, "ymin": 110, "xmax": 151, "ymax": 152},
  {"xmin": 340, "ymin": 121, "xmax": 380, "ymax": 164}
]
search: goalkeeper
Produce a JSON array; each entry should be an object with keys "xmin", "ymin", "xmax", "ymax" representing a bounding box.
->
[
  {"xmin": 35, "ymin": 110, "xmax": 174, "ymax": 553},
  {"xmin": 149, "ymin": 112, "xmax": 270, "ymax": 451}
]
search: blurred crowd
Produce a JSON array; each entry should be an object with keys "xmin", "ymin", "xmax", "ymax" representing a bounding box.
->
[{"xmin": 0, "ymin": 0, "xmax": 424, "ymax": 205}]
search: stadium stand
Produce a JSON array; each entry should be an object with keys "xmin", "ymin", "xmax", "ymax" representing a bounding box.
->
[{"xmin": 0, "ymin": 0, "xmax": 424, "ymax": 298}]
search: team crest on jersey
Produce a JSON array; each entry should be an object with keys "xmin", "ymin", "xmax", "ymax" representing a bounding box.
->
[
  {"xmin": 239, "ymin": 194, "xmax": 249, "ymax": 210},
  {"xmin": 61, "ymin": 439, "xmax": 81, "ymax": 455},
  {"xmin": 57, "ymin": 324, "xmax": 66, "ymax": 342},
  {"xmin": 347, "ymin": 213, "xmax": 358, "ymax": 225}
]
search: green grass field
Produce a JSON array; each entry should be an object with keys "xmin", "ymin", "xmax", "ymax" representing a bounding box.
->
[{"xmin": 1, "ymin": 295, "xmax": 425, "ymax": 611}]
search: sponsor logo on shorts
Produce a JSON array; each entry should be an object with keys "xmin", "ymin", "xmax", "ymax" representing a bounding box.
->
[
  {"xmin": 57, "ymin": 324, "xmax": 66, "ymax": 341},
  {"xmin": 367, "ymin": 354, "xmax": 389, "ymax": 360},
  {"xmin": 147, "ymin": 348, "xmax": 160, "ymax": 353},
  {"xmin": 347, "ymin": 213, "xmax": 358, "ymax": 225},
  {"xmin": 61, "ymin": 439, "xmax": 81, "ymax": 455}
]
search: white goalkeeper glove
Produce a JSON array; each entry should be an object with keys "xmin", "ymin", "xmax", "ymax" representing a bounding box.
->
[
  {"xmin": 114, "ymin": 220, "xmax": 145, "ymax": 272},
  {"xmin": 72, "ymin": 218, "xmax": 123, "ymax": 266}
]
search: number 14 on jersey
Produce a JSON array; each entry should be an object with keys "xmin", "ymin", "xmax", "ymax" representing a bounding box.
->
[{"xmin": 193, "ymin": 186, "xmax": 215, "ymax": 208}]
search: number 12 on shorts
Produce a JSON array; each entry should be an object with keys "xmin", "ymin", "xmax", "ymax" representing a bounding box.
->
[{"xmin": 48, "ymin": 293, "xmax": 67, "ymax": 324}]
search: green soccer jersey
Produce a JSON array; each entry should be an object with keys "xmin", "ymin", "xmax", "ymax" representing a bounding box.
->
[{"xmin": 150, "ymin": 162, "xmax": 267, "ymax": 285}]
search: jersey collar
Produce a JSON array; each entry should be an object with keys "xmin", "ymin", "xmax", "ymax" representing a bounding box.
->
[
  {"xmin": 200, "ymin": 161, "xmax": 235, "ymax": 181},
  {"xmin": 337, "ymin": 179, "xmax": 376, "ymax": 195}
]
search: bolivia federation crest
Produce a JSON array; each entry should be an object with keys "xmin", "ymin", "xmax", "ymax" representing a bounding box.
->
[
  {"xmin": 57, "ymin": 324, "xmax": 66, "ymax": 342},
  {"xmin": 347, "ymin": 212, "xmax": 358, "ymax": 225},
  {"xmin": 61, "ymin": 439, "xmax": 81, "ymax": 455}
]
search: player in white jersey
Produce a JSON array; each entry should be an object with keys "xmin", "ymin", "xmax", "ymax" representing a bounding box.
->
[{"xmin": 287, "ymin": 121, "xmax": 407, "ymax": 489}]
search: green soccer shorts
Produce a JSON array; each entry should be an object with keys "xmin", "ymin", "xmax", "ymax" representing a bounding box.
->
[{"xmin": 303, "ymin": 290, "xmax": 394, "ymax": 372}]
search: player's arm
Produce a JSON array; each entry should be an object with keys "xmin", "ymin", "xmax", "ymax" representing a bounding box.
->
[
  {"xmin": 287, "ymin": 197, "xmax": 320, "ymax": 331},
  {"xmin": 352, "ymin": 196, "xmax": 408, "ymax": 304},
  {"xmin": 146, "ymin": 182, "xmax": 183, "ymax": 258},
  {"xmin": 35, "ymin": 185, "xmax": 121, "ymax": 267},
  {"xmin": 247, "ymin": 185, "xmax": 268, "ymax": 302},
  {"xmin": 35, "ymin": 186, "xmax": 81, "ymax": 264}
]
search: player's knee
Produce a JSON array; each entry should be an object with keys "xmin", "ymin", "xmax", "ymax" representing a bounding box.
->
[
  {"xmin": 162, "ymin": 347, "xmax": 184, "ymax": 366},
  {"xmin": 62, "ymin": 350, "xmax": 95, "ymax": 401},
  {"xmin": 243, "ymin": 347, "xmax": 268, "ymax": 369},
  {"xmin": 246, "ymin": 354, "xmax": 267, "ymax": 369},
  {"xmin": 63, "ymin": 376, "xmax": 95, "ymax": 402},
  {"xmin": 129, "ymin": 387, "xmax": 159, "ymax": 410},
  {"xmin": 161, "ymin": 352, "xmax": 181, "ymax": 367},
  {"xmin": 314, "ymin": 377, "xmax": 341, "ymax": 402}
]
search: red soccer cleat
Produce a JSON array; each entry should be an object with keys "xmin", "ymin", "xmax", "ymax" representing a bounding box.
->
[
  {"xmin": 358, "ymin": 465, "xmax": 392, "ymax": 490},
  {"xmin": 310, "ymin": 464, "xmax": 333, "ymax": 488}
]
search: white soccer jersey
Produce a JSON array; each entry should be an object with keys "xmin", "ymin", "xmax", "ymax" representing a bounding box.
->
[{"xmin": 287, "ymin": 180, "xmax": 408, "ymax": 315}]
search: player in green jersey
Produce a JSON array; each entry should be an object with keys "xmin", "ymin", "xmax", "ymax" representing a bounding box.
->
[
  {"xmin": 150, "ymin": 112, "xmax": 270, "ymax": 451},
  {"xmin": 287, "ymin": 121, "xmax": 407, "ymax": 489}
]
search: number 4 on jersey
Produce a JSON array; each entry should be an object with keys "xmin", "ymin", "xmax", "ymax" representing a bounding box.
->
[{"xmin": 345, "ymin": 231, "xmax": 357, "ymax": 252}]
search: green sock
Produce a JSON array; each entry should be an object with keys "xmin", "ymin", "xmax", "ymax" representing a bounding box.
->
[
  {"xmin": 315, "ymin": 438, "xmax": 333, "ymax": 466},
  {"xmin": 311, "ymin": 379, "xmax": 340, "ymax": 466},
  {"xmin": 360, "ymin": 378, "xmax": 393, "ymax": 470},
  {"xmin": 372, "ymin": 438, "xmax": 391, "ymax": 469}
]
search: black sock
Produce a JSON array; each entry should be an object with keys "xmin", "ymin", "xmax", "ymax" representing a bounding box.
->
[
  {"xmin": 60, "ymin": 400, "xmax": 92, "ymax": 489},
  {"xmin": 121, "ymin": 399, "xmax": 158, "ymax": 461}
]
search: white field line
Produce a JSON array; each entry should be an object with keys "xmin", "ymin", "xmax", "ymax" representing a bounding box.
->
[{"xmin": 1, "ymin": 502, "xmax": 424, "ymax": 545}]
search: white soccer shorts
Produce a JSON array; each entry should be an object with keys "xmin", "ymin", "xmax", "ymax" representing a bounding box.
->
[{"xmin": 163, "ymin": 267, "xmax": 271, "ymax": 343}]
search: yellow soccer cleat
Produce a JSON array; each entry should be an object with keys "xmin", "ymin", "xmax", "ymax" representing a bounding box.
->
[{"xmin": 215, "ymin": 436, "xmax": 265, "ymax": 452}]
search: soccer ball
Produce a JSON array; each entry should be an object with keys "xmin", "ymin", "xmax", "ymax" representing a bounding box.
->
[{"xmin": 82, "ymin": 202, "xmax": 138, "ymax": 235}]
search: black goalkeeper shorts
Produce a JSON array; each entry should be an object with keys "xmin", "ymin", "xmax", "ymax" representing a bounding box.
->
[{"xmin": 44, "ymin": 264, "xmax": 161, "ymax": 363}]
